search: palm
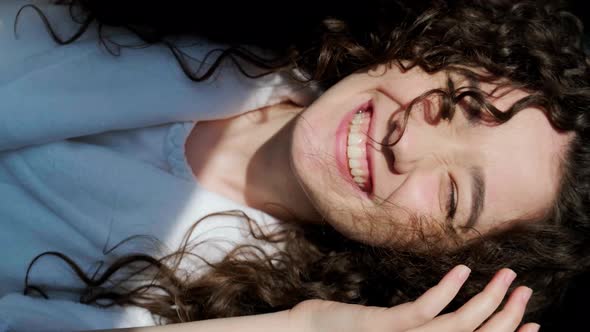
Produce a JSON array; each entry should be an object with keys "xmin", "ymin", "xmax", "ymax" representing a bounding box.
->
[{"xmin": 291, "ymin": 266, "xmax": 540, "ymax": 332}]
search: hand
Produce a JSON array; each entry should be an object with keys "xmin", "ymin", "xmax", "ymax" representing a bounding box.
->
[{"xmin": 290, "ymin": 265, "xmax": 540, "ymax": 332}]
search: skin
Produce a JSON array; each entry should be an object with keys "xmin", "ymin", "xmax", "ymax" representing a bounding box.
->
[{"xmin": 185, "ymin": 64, "xmax": 572, "ymax": 247}]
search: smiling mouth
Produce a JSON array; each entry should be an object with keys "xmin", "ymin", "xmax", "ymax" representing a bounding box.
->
[{"xmin": 346, "ymin": 106, "xmax": 373, "ymax": 193}]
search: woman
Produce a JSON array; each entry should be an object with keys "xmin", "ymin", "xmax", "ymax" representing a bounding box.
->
[{"xmin": 0, "ymin": 0, "xmax": 587, "ymax": 331}]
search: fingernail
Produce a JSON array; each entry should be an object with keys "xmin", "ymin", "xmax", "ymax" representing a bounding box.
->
[
  {"xmin": 520, "ymin": 287, "xmax": 533, "ymax": 303},
  {"xmin": 457, "ymin": 265, "xmax": 471, "ymax": 282},
  {"xmin": 503, "ymin": 269, "xmax": 517, "ymax": 284},
  {"xmin": 528, "ymin": 323, "xmax": 540, "ymax": 332}
]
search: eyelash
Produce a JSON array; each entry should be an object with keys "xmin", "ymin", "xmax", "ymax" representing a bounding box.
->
[{"xmin": 447, "ymin": 175, "xmax": 458, "ymax": 219}]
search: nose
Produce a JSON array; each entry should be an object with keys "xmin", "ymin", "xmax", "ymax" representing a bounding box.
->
[
  {"xmin": 390, "ymin": 104, "xmax": 450, "ymax": 174},
  {"xmin": 390, "ymin": 164, "xmax": 443, "ymax": 213}
]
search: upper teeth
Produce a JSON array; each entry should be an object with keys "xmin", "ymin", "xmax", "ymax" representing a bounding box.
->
[
  {"xmin": 347, "ymin": 146, "xmax": 364, "ymax": 158},
  {"xmin": 347, "ymin": 112, "xmax": 370, "ymax": 189}
]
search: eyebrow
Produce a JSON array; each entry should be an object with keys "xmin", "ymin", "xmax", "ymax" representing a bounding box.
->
[{"xmin": 465, "ymin": 166, "xmax": 486, "ymax": 228}]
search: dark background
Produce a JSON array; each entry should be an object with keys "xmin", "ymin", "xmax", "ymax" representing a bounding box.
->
[{"xmin": 541, "ymin": 3, "xmax": 589, "ymax": 330}]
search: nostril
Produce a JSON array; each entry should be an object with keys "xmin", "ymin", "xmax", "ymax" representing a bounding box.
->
[
  {"xmin": 384, "ymin": 144, "xmax": 398, "ymax": 174},
  {"xmin": 379, "ymin": 119, "xmax": 404, "ymax": 175},
  {"xmin": 384, "ymin": 120, "xmax": 400, "ymax": 145}
]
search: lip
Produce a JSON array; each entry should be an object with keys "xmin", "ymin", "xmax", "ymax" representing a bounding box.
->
[
  {"xmin": 335, "ymin": 100, "xmax": 374, "ymax": 195},
  {"xmin": 366, "ymin": 105, "xmax": 376, "ymax": 194}
]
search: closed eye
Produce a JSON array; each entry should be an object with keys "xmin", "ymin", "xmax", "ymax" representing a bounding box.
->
[{"xmin": 447, "ymin": 174, "xmax": 458, "ymax": 220}]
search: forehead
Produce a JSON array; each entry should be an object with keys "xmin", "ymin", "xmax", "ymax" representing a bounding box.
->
[{"xmin": 461, "ymin": 88, "xmax": 572, "ymax": 232}]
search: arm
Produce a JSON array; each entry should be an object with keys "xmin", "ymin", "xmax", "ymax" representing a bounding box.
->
[
  {"xmin": 85, "ymin": 311, "xmax": 297, "ymax": 332},
  {"xmin": 82, "ymin": 266, "xmax": 541, "ymax": 332},
  {"xmin": 0, "ymin": 35, "xmax": 258, "ymax": 152},
  {"xmin": 1, "ymin": 2, "xmax": 198, "ymax": 151},
  {"xmin": 2, "ymin": 3, "xmax": 313, "ymax": 152}
]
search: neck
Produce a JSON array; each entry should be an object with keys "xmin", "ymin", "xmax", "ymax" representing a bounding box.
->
[{"xmin": 185, "ymin": 102, "xmax": 321, "ymax": 222}]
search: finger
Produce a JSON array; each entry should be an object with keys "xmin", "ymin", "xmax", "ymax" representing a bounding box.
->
[
  {"xmin": 517, "ymin": 323, "xmax": 541, "ymax": 332},
  {"xmin": 447, "ymin": 268, "xmax": 517, "ymax": 331},
  {"xmin": 413, "ymin": 268, "xmax": 516, "ymax": 332},
  {"xmin": 394, "ymin": 265, "xmax": 471, "ymax": 327},
  {"xmin": 476, "ymin": 286, "xmax": 532, "ymax": 332}
]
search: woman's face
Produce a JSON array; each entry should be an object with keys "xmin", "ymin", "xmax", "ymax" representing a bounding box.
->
[{"xmin": 290, "ymin": 64, "xmax": 572, "ymax": 247}]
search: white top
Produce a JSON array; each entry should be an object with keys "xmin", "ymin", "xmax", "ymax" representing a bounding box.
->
[{"xmin": 0, "ymin": 1, "xmax": 320, "ymax": 331}]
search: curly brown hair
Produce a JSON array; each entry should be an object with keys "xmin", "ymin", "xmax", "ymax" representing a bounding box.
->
[{"xmin": 17, "ymin": 0, "xmax": 590, "ymax": 328}]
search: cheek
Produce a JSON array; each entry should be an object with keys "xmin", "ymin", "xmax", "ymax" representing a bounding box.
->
[
  {"xmin": 385, "ymin": 172, "xmax": 441, "ymax": 218},
  {"xmin": 329, "ymin": 182, "xmax": 441, "ymax": 246}
]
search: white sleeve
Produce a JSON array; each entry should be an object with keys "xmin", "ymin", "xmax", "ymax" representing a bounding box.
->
[
  {"xmin": 0, "ymin": 0, "xmax": 319, "ymax": 152},
  {"xmin": 0, "ymin": 293, "xmax": 156, "ymax": 332}
]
